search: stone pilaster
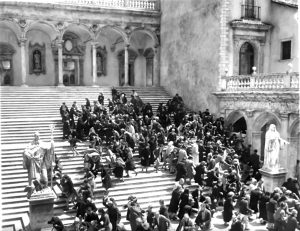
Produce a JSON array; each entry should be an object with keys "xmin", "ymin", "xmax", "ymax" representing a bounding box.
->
[
  {"xmin": 218, "ymin": 0, "xmax": 230, "ymax": 90},
  {"xmin": 124, "ymin": 44, "xmax": 129, "ymax": 86},
  {"xmin": 153, "ymin": 46, "xmax": 160, "ymax": 86},
  {"xmin": 57, "ymin": 40, "xmax": 64, "ymax": 87},
  {"xmin": 19, "ymin": 38, "xmax": 27, "ymax": 86},
  {"xmin": 91, "ymin": 42, "xmax": 98, "ymax": 86},
  {"xmin": 280, "ymin": 113, "xmax": 289, "ymax": 174}
]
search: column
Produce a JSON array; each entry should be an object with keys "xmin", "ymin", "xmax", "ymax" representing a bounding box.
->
[
  {"xmin": 153, "ymin": 47, "xmax": 160, "ymax": 86},
  {"xmin": 57, "ymin": 41, "xmax": 64, "ymax": 86},
  {"xmin": 91, "ymin": 42, "xmax": 97, "ymax": 86},
  {"xmin": 20, "ymin": 38, "xmax": 27, "ymax": 86},
  {"xmin": 280, "ymin": 113, "xmax": 289, "ymax": 171},
  {"xmin": 245, "ymin": 110, "xmax": 254, "ymax": 146},
  {"xmin": 124, "ymin": 44, "xmax": 129, "ymax": 86}
]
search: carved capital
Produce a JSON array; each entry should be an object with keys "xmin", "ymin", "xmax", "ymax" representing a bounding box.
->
[
  {"xmin": 56, "ymin": 22, "xmax": 65, "ymax": 34},
  {"xmin": 245, "ymin": 110, "xmax": 254, "ymax": 117},
  {"xmin": 110, "ymin": 45, "xmax": 116, "ymax": 52},
  {"xmin": 18, "ymin": 19, "xmax": 28, "ymax": 29},
  {"xmin": 280, "ymin": 113, "xmax": 289, "ymax": 120},
  {"xmin": 138, "ymin": 49, "xmax": 144, "ymax": 56},
  {"xmin": 18, "ymin": 38, "xmax": 27, "ymax": 47},
  {"xmin": 90, "ymin": 24, "xmax": 98, "ymax": 33}
]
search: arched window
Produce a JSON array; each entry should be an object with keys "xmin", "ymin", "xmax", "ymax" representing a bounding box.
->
[{"xmin": 239, "ymin": 42, "xmax": 254, "ymax": 75}]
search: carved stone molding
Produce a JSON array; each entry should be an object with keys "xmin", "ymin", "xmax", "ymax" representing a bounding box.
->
[
  {"xmin": 29, "ymin": 42, "xmax": 46, "ymax": 75},
  {"xmin": 214, "ymin": 91, "xmax": 299, "ymax": 114}
]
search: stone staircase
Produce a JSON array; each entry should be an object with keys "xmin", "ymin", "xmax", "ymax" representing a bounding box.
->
[{"xmin": 0, "ymin": 86, "xmax": 175, "ymax": 231}]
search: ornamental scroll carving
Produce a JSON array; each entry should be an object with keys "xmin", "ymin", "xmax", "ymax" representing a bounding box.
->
[{"xmin": 29, "ymin": 42, "xmax": 46, "ymax": 75}]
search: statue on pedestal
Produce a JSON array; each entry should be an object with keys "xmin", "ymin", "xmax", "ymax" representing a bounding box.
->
[
  {"xmin": 262, "ymin": 124, "xmax": 289, "ymax": 172},
  {"xmin": 23, "ymin": 127, "xmax": 55, "ymax": 198}
]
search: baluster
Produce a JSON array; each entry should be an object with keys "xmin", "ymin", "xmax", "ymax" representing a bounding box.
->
[
  {"xmin": 233, "ymin": 79, "xmax": 238, "ymax": 90},
  {"xmin": 230, "ymin": 78, "xmax": 234, "ymax": 90},
  {"xmin": 260, "ymin": 78, "xmax": 264, "ymax": 89},
  {"xmin": 238, "ymin": 78, "xmax": 242, "ymax": 89}
]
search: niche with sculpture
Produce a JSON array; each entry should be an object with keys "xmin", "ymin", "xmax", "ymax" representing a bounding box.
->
[
  {"xmin": 29, "ymin": 42, "xmax": 46, "ymax": 75},
  {"xmin": 96, "ymin": 46, "xmax": 107, "ymax": 77},
  {"xmin": 0, "ymin": 43, "xmax": 15, "ymax": 85}
]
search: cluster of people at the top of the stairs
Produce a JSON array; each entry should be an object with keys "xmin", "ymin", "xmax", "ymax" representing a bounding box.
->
[{"xmin": 54, "ymin": 88, "xmax": 300, "ymax": 231}]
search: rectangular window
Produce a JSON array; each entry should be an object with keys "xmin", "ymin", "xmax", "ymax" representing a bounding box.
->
[{"xmin": 281, "ymin": 40, "xmax": 291, "ymax": 60}]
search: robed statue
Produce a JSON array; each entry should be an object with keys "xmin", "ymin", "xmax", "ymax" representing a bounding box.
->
[
  {"xmin": 262, "ymin": 124, "xmax": 289, "ymax": 171},
  {"xmin": 23, "ymin": 131, "xmax": 54, "ymax": 197}
]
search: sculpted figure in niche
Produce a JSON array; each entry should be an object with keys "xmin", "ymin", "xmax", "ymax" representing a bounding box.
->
[
  {"xmin": 33, "ymin": 50, "xmax": 42, "ymax": 70},
  {"xmin": 263, "ymin": 124, "xmax": 289, "ymax": 171},
  {"xmin": 23, "ymin": 132, "xmax": 54, "ymax": 190}
]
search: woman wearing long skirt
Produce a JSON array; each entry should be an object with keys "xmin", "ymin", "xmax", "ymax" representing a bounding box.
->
[
  {"xmin": 223, "ymin": 192, "xmax": 236, "ymax": 226},
  {"xmin": 101, "ymin": 168, "xmax": 112, "ymax": 193},
  {"xmin": 125, "ymin": 147, "xmax": 138, "ymax": 177},
  {"xmin": 168, "ymin": 183, "xmax": 183, "ymax": 220},
  {"xmin": 113, "ymin": 154, "xmax": 125, "ymax": 182},
  {"xmin": 140, "ymin": 146, "xmax": 151, "ymax": 172}
]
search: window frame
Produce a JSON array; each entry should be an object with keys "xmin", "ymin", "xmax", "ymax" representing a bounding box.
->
[{"xmin": 280, "ymin": 39, "xmax": 292, "ymax": 61}]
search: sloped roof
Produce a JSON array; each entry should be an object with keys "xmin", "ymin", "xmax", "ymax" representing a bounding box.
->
[{"xmin": 272, "ymin": 0, "xmax": 298, "ymax": 8}]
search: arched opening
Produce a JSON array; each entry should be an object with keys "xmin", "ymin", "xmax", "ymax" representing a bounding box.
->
[
  {"xmin": 232, "ymin": 117, "xmax": 247, "ymax": 133},
  {"xmin": 239, "ymin": 42, "xmax": 254, "ymax": 75},
  {"xmin": 0, "ymin": 43, "xmax": 15, "ymax": 86},
  {"xmin": 143, "ymin": 48, "xmax": 154, "ymax": 86}
]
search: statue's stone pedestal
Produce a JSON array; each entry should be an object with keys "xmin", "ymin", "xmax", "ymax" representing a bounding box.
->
[
  {"xmin": 29, "ymin": 188, "xmax": 56, "ymax": 231},
  {"xmin": 259, "ymin": 168, "xmax": 287, "ymax": 193}
]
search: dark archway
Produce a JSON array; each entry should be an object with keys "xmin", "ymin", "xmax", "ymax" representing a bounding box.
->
[
  {"xmin": 0, "ymin": 43, "xmax": 15, "ymax": 86},
  {"xmin": 232, "ymin": 117, "xmax": 247, "ymax": 133},
  {"xmin": 239, "ymin": 42, "xmax": 254, "ymax": 75}
]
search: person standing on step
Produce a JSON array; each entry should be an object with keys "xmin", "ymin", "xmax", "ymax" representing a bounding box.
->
[{"xmin": 98, "ymin": 92, "xmax": 105, "ymax": 105}]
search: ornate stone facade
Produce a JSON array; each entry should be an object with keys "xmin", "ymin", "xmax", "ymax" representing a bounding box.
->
[
  {"xmin": 214, "ymin": 87, "xmax": 299, "ymax": 178},
  {"xmin": 0, "ymin": 1, "xmax": 160, "ymax": 86}
]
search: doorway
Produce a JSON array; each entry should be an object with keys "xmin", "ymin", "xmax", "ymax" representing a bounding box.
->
[
  {"xmin": 118, "ymin": 49, "xmax": 137, "ymax": 86},
  {"xmin": 239, "ymin": 42, "xmax": 254, "ymax": 75}
]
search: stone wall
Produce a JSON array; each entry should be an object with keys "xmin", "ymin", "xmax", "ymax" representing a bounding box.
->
[
  {"xmin": 160, "ymin": 0, "xmax": 221, "ymax": 113},
  {"xmin": 269, "ymin": 3, "xmax": 298, "ymax": 73}
]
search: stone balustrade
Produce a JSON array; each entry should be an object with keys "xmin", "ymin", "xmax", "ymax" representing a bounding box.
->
[
  {"xmin": 16, "ymin": 0, "xmax": 159, "ymax": 11},
  {"xmin": 221, "ymin": 72, "xmax": 299, "ymax": 91}
]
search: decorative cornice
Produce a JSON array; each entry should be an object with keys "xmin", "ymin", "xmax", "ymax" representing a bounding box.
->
[
  {"xmin": 230, "ymin": 19, "xmax": 272, "ymax": 32},
  {"xmin": 213, "ymin": 91, "xmax": 299, "ymax": 103}
]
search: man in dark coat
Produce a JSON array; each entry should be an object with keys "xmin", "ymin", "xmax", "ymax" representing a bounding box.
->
[
  {"xmin": 103, "ymin": 196, "xmax": 121, "ymax": 231},
  {"xmin": 249, "ymin": 149, "xmax": 260, "ymax": 176}
]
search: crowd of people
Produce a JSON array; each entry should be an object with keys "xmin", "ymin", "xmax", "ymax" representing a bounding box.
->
[{"xmin": 53, "ymin": 88, "xmax": 300, "ymax": 231}]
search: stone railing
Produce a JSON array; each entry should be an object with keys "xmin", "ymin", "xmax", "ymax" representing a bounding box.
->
[
  {"xmin": 14, "ymin": 0, "xmax": 160, "ymax": 11},
  {"xmin": 221, "ymin": 72, "xmax": 299, "ymax": 91}
]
